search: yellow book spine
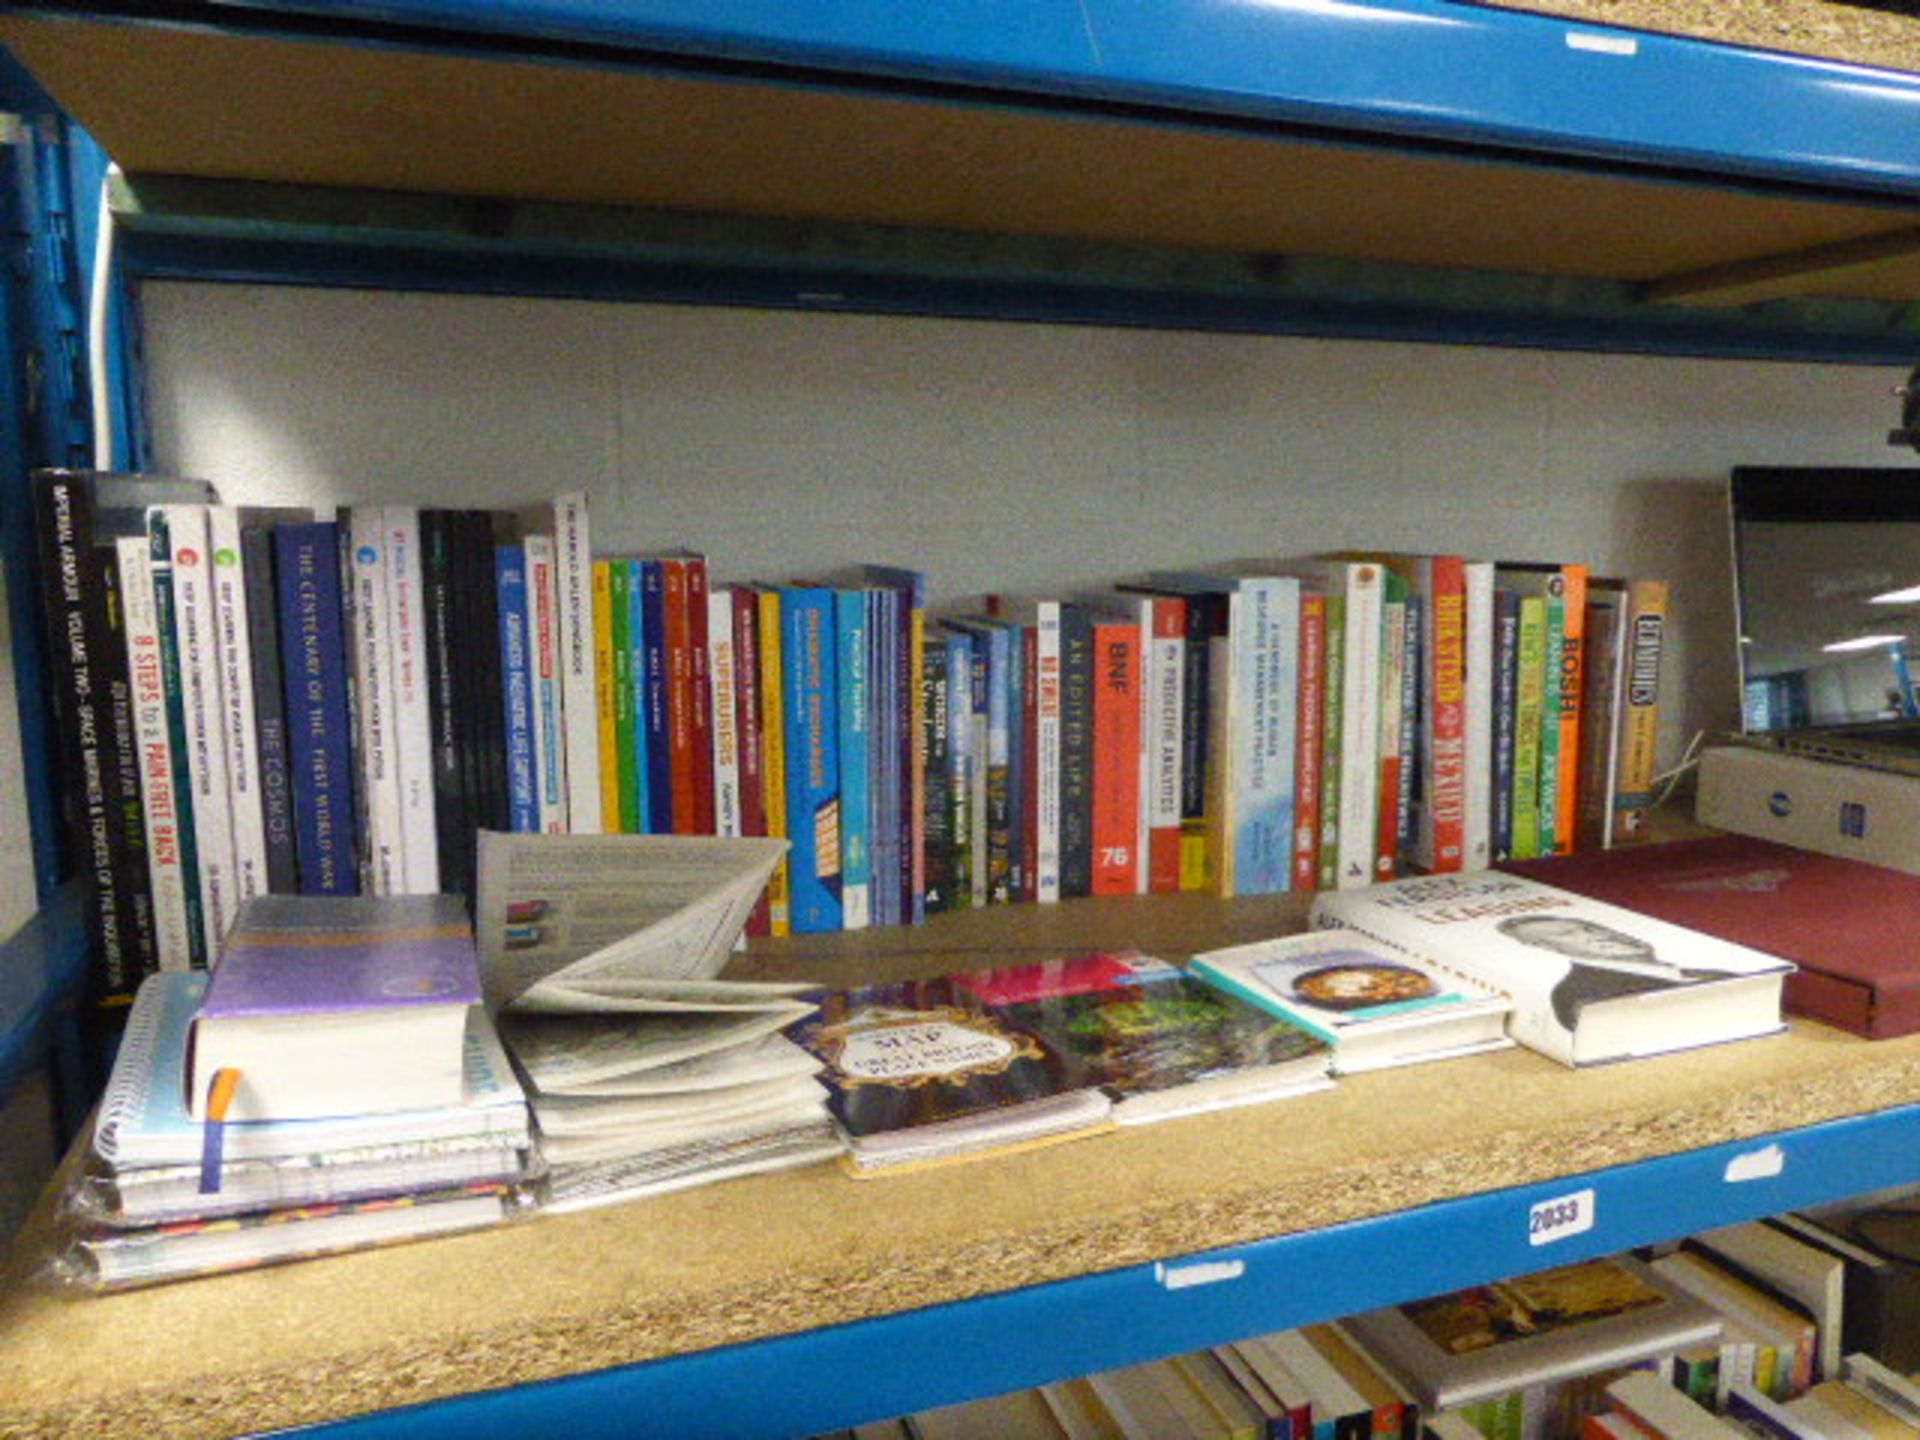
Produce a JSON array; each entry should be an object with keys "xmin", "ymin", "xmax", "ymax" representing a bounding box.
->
[
  {"xmin": 592, "ymin": 561, "xmax": 621, "ymax": 833},
  {"xmin": 758, "ymin": 589, "xmax": 792, "ymax": 936}
]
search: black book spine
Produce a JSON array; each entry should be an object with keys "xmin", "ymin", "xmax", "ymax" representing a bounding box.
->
[
  {"xmin": 97, "ymin": 553, "xmax": 158, "ymax": 982},
  {"xmin": 242, "ymin": 525, "xmax": 299, "ymax": 894},
  {"xmin": 335, "ymin": 510, "xmax": 372, "ymax": 894},
  {"xmin": 419, "ymin": 510, "xmax": 471, "ymax": 899},
  {"xmin": 467, "ymin": 510, "xmax": 513, "ymax": 833},
  {"xmin": 1056, "ymin": 602, "xmax": 1095, "ymax": 899},
  {"xmin": 921, "ymin": 634, "xmax": 954, "ymax": 914},
  {"xmin": 1003, "ymin": 623, "xmax": 1026, "ymax": 902},
  {"xmin": 30, "ymin": 471, "xmax": 138, "ymax": 999}
]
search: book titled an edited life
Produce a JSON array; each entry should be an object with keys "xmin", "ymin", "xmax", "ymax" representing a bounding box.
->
[
  {"xmin": 1308, "ymin": 871, "xmax": 1792, "ymax": 1067},
  {"xmin": 1342, "ymin": 1255, "xmax": 1722, "ymax": 1411}
]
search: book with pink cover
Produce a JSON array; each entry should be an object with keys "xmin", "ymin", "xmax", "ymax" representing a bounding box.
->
[{"xmin": 189, "ymin": 894, "xmax": 481, "ymax": 1121}]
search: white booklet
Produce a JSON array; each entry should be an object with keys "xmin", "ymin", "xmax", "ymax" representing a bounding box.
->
[
  {"xmin": 475, "ymin": 831, "xmax": 788, "ymax": 1008},
  {"xmin": 1309, "ymin": 870, "xmax": 1792, "ymax": 1067}
]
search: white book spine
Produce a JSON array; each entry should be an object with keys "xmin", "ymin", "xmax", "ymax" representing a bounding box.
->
[
  {"xmin": 1463, "ymin": 560, "xmax": 1496, "ymax": 871},
  {"xmin": 1034, "ymin": 601, "xmax": 1062, "ymax": 904},
  {"xmin": 554, "ymin": 492, "xmax": 602, "ymax": 833},
  {"xmin": 1378, "ymin": 596, "xmax": 1407, "ymax": 880},
  {"xmin": 525, "ymin": 534, "xmax": 568, "ymax": 835},
  {"xmin": 205, "ymin": 506, "xmax": 268, "ymax": 906},
  {"xmin": 1336, "ymin": 564, "xmax": 1383, "ymax": 890},
  {"xmin": 708, "ymin": 586, "xmax": 743, "ymax": 838},
  {"xmin": 348, "ymin": 506, "xmax": 404, "ymax": 893},
  {"xmin": 382, "ymin": 506, "xmax": 439, "ymax": 894},
  {"xmin": 116, "ymin": 537, "xmax": 195, "ymax": 971},
  {"xmin": 159, "ymin": 504, "xmax": 237, "ymax": 957}
]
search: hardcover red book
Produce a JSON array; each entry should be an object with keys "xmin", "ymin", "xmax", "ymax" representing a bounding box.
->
[
  {"xmin": 1502, "ymin": 834, "xmax": 1920, "ymax": 1038},
  {"xmin": 1292, "ymin": 592, "xmax": 1326, "ymax": 893},
  {"xmin": 1091, "ymin": 616, "xmax": 1142, "ymax": 896},
  {"xmin": 1552, "ymin": 564, "xmax": 1589, "ymax": 857},
  {"xmin": 1146, "ymin": 594, "xmax": 1186, "ymax": 896}
]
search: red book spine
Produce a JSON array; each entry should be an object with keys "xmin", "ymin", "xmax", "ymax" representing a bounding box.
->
[
  {"xmin": 685, "ymin": 554, "xmax": 716, "ymax": 835},
  {"xmin": 1021, "ymin": 625, "xmax": 1040, "ymax": 904},
  {"xmin": 1428, "ymin": 554, "xmax": 1468, "ymax": 873},
  {"xmin": 1146, "ymin": 596, "xmax": 1185, "ymax": 895},
  {"xmin": 663, "ymin": 558, "xmax": 696, "ymax": 834},
  {"xmin": 732, "ymin": 588, "xmax": 771, "ymax": 936},
  {"xmin": 1292, "ymin": 593, "xmax": 1327, "ymax": 892},
  {"xmin": 1091, "ymin": 620, "xmax": 1142, "ymax": 896}
]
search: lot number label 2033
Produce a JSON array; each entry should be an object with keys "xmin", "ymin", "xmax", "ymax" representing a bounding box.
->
[{"xmin": 1528, "ymin": 1189, "xmax": 1595, "ymax": 1246}]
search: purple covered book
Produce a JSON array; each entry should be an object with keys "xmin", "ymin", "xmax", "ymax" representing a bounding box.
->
[{"xmin": 190, "ymin": 895, "xmax": 481, "ymax": 1122}]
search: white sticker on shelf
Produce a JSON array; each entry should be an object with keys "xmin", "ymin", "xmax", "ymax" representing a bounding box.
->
[
  {"xmin": 1154, "ymin": 1259, "xmax": 1246, "ymax": 1291},
  {"xmin": 1565, "ymin": 31, "xmax": 1638, "ymax": 56},
  {"xmin": 1724, "ymin": 1143, "xmax": 1786, "ymax": 1183},
  {"xmin": 1528, "ymin": 1188, "xmax": 1596, "ymax": 1247}
]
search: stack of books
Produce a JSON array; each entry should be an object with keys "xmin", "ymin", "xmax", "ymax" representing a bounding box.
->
[
  {"xmin": 61, "ymin": 895, "xmax": 533, "ymax": 1289},
  {"xmin": 31, "ymin": 468, "xmax": 1673, "ymax": 1016}
]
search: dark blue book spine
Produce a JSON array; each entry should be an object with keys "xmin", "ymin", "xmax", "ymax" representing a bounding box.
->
[
  {"xmin": 640, "ymin": 558, "xmax": 674, "ymax": 835},
  {"xmin": 624, "ymin": 559, "xmax": 652, "ymax": 832},
  {"xmin": 276, "ymin": 521, "xmax": 359, "ymax": 895},
  {"xmin": 921, "ymin": 632, "xmax": 955, "ymax": 915},
  {"xmin": 782, "ymin": 586, "xmax": 842, "ymax": 933},
  {"xmin": 496, "ymin": 545, "xmax": 538, "ymax": 833},
  {"xmin": 1003, "ymin": 622, "xmax": 1027, "ymax": 902},
  {"xmin": 241, "ymin": 526, "xmax": 299, "ymax": 894},
  {"xmin": 1057, "ymin": 602, "xmax": 1095, "ymax": 899},
  {"xmin": 1491, "ymin": 586, "xmax": 1521, "ymax": 863}
]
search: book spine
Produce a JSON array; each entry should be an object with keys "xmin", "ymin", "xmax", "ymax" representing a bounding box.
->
[
  {"xmin": 552, "ymin": 491, "xmax": 602, "ymax": 833},
  {"xmin": 1612, "ymin": 579, "xmax": 1670, "ymax": 844},
  {"xmin": 1375, "ymin": 588, "xmax": 1406, "ymax": 883},
  {"xmin": 238, "ymin": 528, "xmax": 297, "ymax": 896},
  {"xmin": 592, "ymin": 561, "xmax": 621, "ymax": 833},
  {"xmin": 1033, "ymin": 602, "xmax": 1063, "ymax": 904},
  {"xmin": 964, "ymin": 624, "xmax": 989, "ymax": 907},
  {"xmin": 1316, "ymin": 594, "xmax": 1345, "ymax": 893},
  {"xmin": 834, "ymin": 590, "xmax": 871, "ymax": 929},
  {"xmin": 684, "ymin": 554, "xmax": 716, "ymax": 836},
  {"xmin": 1420, "ymin": 555, "xmax": 1468, "ymax": 875},
  {"xmin": 782, "ymin": 587, "xmax": 842, "ymax": 933},
  {"xmin": 1057, "ymin": 603, "xmax": 1095, "ymax": 899},
  {"xmin": 1236, "ymin": 578, "xmax": 1299, "ymax": 896},
  {"xmin": 346, "ymin": 506, "xmax": 404, "ymax": 894},
  {"xmin": 205, "ymin": 507, "xmax": 267, "ymax": 909},
  {"xmin": 1462, "ymin": 561, "xmax": 1496, "ymax": 871},
  {"xmin": 1293, "ymin": 592, "xmax": 1327, "ymax": 894},
  {"xmin": 1092, "ymin": 617, "xmax": 1143, "ymax": 895},
  {"xmin": 418, "ymin": 512, "xmax": 469, "ymax": 898},
  {"xmin": 1145, "ymin": 597, "xmax": 1186, "ymax": 896},
  {"xmin": 1490, "ymin": 587, "xmax": 1520, "ymax": 864},
  {"xmin": 641, "ymin": 559, "xmax": 674, "ymax": 834},
  {"xmin": 162, "ymin": 504, "xmax": 239, "ymax": 953},
  {"xmin": 1394, "ymin": 594, "xmax": 1420, "ymax": 877},
  {"xmin": 710, "ymin": 585, "xmax": 743, "ymax": 838},
  {"xmin": 380, "ymin": 507, "xmax": 438, "ymax": 893},
  {"xmin": 981, "ymin": 624, "xmax": 1014, "ymax": 905},
  {"xmin": 98, "ymin": 546, "xmax": 159, "ymax": 982},
  {"xmin": 921, "ymin": 632, "xmax": 955, "ymax": 914},
  {"xmin": 525, "ymin": 533, "xmax": 567, "ymax": 834},
  {"xmin": 463, "ymin": 511, "xmax": 511, "ymax": 835},
  {"xmin": 1204, "ymin": 618, "xmax": 1236, "ymax": 897},
  {"xmin": 949, "ymin": 628, "xmax": 976, "ymax": 910},
  {"xmin": 757, "ymin": 588, "xmax": 792, "ymax": 936},
  {"xmin": 1534, "ymin": 574, "xmax": 1567, "ymax": 858},
  {"xmin": 864, "ymin": 591, "xmax": 897, "ymax": 925},
  {"xmin": 118, "ymin": 536, "xmax": 194, "ymax": 972},
  {"xmin": 904, "ymin": 590, "xmax": 928, "ymax": 926},
  {"xmin": 606, "ymin": 562, "xmax": 636, "ymax": 832},
  {"xmin": 1573, "ymin": 587, "xmax": 1626, "ymax": 854},
  {"xmin": 1552, "ymin": 565, "xmax": 1588, "ymax": 856},
  {"xmin": 625, "ymin": 560, "xmax": 653, "ymax": 831},
  {"xmin": 1510, "ymin": 594, "xmax": 1548, "ymax": 861},
  {"xmin": 732, "ymin": 587, "xmax": 771, "ymax": 935},
  {"xmin": 1178, "ymin": 595, "xmax": 1219, "ymax": 893},
  {"xmin": 495, "ymin": 545, "xmax": 538, "ymax": 833},
  {"xmin": 275, "ymin": 522, "xmax": 359, "ymax": 896},
  {"xmin": 148, "ymin": 513, "xmax": 208, "ymax": 967},
  {"xmin": 1335, "ymin": 566, "xmax": 1383, "ymax": 891}
]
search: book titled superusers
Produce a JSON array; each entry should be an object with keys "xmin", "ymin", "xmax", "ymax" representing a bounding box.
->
[{"xmin": 1308, "ymin": 870, "xmax": 1792, "ymax": 1067}]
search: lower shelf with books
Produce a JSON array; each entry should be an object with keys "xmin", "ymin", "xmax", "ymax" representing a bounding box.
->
[{"xmin": 8, "ymin": 894, "xmax": 1920, "ymax": 1439}]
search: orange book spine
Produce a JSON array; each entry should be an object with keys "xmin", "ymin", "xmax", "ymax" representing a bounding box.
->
[
  {"xmin": 1554, "ymin": 564, "xmax": 1589, "ymax": 855},
  {"xmin": 1091, "ymin": 620, "xmax": 1142, "ymax": 896},
  {"xmin": 757, "ymin": 589, "xmax": 793, "ymax": 936},
  {"xmin": 662, "ymin": 558, "xmax": 696, "ymax": 833}
]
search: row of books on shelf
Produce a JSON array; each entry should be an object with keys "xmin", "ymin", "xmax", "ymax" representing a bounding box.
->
[
  {"xmin": 31, "ymin": 469, "xmax": 1671, "ymax": 1004},
  {"xmin": 802, "ymin": 1231, "xmax": 1920, "ymax": 1440}
]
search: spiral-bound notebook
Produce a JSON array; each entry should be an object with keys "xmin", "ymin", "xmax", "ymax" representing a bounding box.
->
[{"xmin": 96, "ymin": 973, "xmax": 530, "ymax": 1170}]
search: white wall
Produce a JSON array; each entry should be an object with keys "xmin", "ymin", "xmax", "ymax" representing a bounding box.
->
[{"xmin": 138, "ymin": 283, "xmax": 1908, "ymax": 776}]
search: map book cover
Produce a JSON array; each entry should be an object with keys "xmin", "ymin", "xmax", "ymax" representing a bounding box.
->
[
  {"xmin": 1343, "ymin": 1255, "xmax": 1721, "ymax": 1411},
  {"xmin": 1309, "ymin": 870, "xmax": 1791, "ymax": 1066},
  {"xmin": 1503, "ymin": 833, "xmax": 1920, "ymax": 1039},
  {"xmin": 956, "ymin": 951, "xmax": 1332, "ymax": 1122}
]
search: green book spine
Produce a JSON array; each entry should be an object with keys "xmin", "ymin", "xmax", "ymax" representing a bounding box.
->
[
  {"xmin": 610, "ymin": 560, "xmax": 638, "ymax": 833},
  {"xmin": 1535, "ymin": 578, "xmax": 1566, "ymax": 854},
  {"xmin": 1511, "ymin": 595, "xmax": 1547, "ymax": 861},
  {"xmin": 1316, "ymin": 593, "xmax": 1346, "ymax": 892}
]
